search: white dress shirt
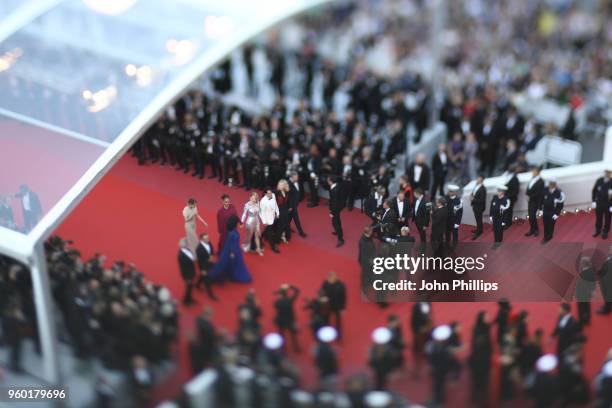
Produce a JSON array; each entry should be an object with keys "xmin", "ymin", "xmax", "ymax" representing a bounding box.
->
[
  {"xmin": 22, "ymin": 193, "xmax": 31, "ymax": 211},
  {"xmin": 413, "ymin": 165, "xmax": 423, "ymax": 182},
  {"xmin": 199, "ymin": 241, "xmax": 211, "ymax": 255},
  {"xmin": 259, "ymin": 195, "xmax": 279, "ymax": 226},
  {"xmin": 528, "ymin": 175, "xmax": 540, "ymax": 190}
]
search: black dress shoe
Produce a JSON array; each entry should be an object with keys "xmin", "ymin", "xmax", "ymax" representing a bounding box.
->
[
  {"xmin": 332, "ymin": 231, "xmax": 337, "ymax": 235},
  {"xmin": 471, "ymin": 233, "xmax": 480, "ymax": 241},
  {"xmin": 603, "ymin": 232, "xmax": 608, "ymax": 239},
  {"xmin": 208, "ymin": 175, "xmax": 216, "ymax": 179},
  {"xmin": 541, "ymin": 239, "xmax": 550, "ymax": 245},
  {"xmin": 299, "ymin": 232, "xmax": 307, "ymax": 238},
  {"xmin": 593, "ymin": 231, "xmax": 600, "ymax": 237},
  {"xmin": 336, "ymin": 240, "xmax": 345, "ymax": 248},
  {"xmin": 271, "ymin": 247, "xmax": 280, "ymax": 253},
  {"xmin": 524, "ymin": 231, "xmax": 534, "ymax": 237},
  {"xmin": 533, "ymin": 232, "xmax": 539, "ymax": 237},
  {"xmin": 596, "ymin": 307, "xmax": 611, "ymax": 315}
]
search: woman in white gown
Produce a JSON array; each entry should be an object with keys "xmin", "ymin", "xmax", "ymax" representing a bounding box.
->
[
  {"xmin": 183, "ymin": 198, "xmax": 208, "ymax": 252},
  {"xmin": 241, "ymin": 192, "xmax": 263, "ymax": 256}
]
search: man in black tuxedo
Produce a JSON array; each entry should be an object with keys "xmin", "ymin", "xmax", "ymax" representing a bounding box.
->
[
  {"xmin": 431, "ymin": 197, "xmax": 448, "ymax": 257},
  {"xmin": 15, "ymin": 184, "xmax": 42, "ymax": 231},
  {"xmin": 273, "ymin": 283, "xmax": 301, "ymax": 352},
  {"xmin": 328, "ymin": 176, "xmax": 345, "ymax": 247},
  {"xmin": 525, "ymin": 166, "xmax": 545, "ymax": 237},
  {"xmin": 393, "ymin": 190, "xmax": 410, "ymax": 230},
  {"xmin": 591, "ymin": 169, "xmax": 611, "ymax": 239},
  {"xmin": 195, "ymin": 233, "xmax": 217, "ymax": 301},
  {"xmin": 551, "ymin": 303, "xmax": 579, "ymax": 356},
  {"xmin": 504, "ymin": 167, "xmax": 519, "ymax": 229},
  {"xmin": 364, "ymin": 186, "xmax": 387, "ymax": 224},
  {"xmin": 378, "ymin": 199, "xmax": 399, "ymax": 240},
  {"xmin": 320, "ymin": 272, "xmax": 347, "ymax": 339},
  {"xmin": 412, "ymin": 188, "xmax": 430, "ymax": 245},
  {"xmin": 596, "ymin": 247, "xmax": 612, "ymax": 315},
  {"xmin": 288, "ymin": 171, "xmax": 307, "ymax": 238},
  {"xmin": 470, "ymin": 175, "xmax": 486, "ymax": 240},
  {"xmin": 431, "ymin": 144, "xmax": 449, "ymax": 198},
  {"xmin": 407, "ymin": 153, "xmax": 431, "ymax": 195},
  {"xmin": 195, "ymin": 307, "xmax": 217, "ymax": 368},
  {"xmin": 178, "ymin": 238, "xmax": 197, "ymax": 306}
]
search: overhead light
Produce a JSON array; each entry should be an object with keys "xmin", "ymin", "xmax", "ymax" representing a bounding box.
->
[
  {"xmin": 0, "ymin": 48, "xmax": 22, "ymax": 73},
  {"xmin": 135, "ymin": 65, "xmax": 152, "ymax": 87},
  {"xmin": 82, "ymin": 0, "xmax": 138, "ymax": 16},
  {"xmin": 204, "ymin": 15, "xmax": 234, "ymax": 39},
  {"xmin": 125, "ymin": 64, "xmax": 137, "ymax": 76},
  {"xmin": 165, "ymin": 39, "xmax": 195, "ymax": 65},
  {"xmin": 82, "ymin": 86, "xmax": 117, "ymax": 113}
]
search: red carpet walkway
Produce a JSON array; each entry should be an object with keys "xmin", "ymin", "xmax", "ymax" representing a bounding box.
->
[{"xmin": 56, "ymin": 157, "xmax": 612, "ymax": 407}]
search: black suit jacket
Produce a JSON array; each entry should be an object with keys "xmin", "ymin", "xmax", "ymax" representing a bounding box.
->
[
  {"xmin": 552, "ymin": 315, "xmax": 578, "ymax": 354},
  {"xmin": 288, "ymin": 181, "xmax": 302, "ymax": 209},
  {"xmin": 196, "ymin": 242, "xmax": 214, "ymax": 271},
  {"xmin": 505, "ymin": 174, "xmax": 519, "ymax": 202},
  {"xmin": 329, "ymin": 184, "xmax": 344, "ymax": 214},
  {"xmin": 380, "ymin": 208, "xmax": 399, "ymax": 236},
  {"xmin": 430, "ymin": 207, "xmax": 447, "ymax": 241},
  {"xmin": 431, "ymin": 153, "xmax": 448, "ymax": 179},
  {"xmin": 393, "ymin": 198, "xmax": 410, "ymax": 223},
  {"xmin": 178, "ymin": 250, "xmax": 196, "ymax": 280},
  {"xmin": 471, "ymin": 184, "xmax": 486, "ymax": 213},
  {"xmin": 526, "ymin": 177, "xmax": 545, "ymax": 206},
  {"xmin": 413, "ymin": 198, "xmax": 430, "ymax": 227},
  {"xmin": 16, "ymin": 191, "xmax": 42, "ymax": 217},
  {"xmin": 407, "ymin": 163, "xmax": 431, "ymax": 192}
]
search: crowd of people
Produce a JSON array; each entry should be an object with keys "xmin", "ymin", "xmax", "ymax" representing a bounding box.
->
[
  {"xmin": 0, "ymin": 236, "xmax": 179, "ymax": 406},
  {"xmin": 183, "ymin": 286, "xmax": 612, "ymax": 407}
]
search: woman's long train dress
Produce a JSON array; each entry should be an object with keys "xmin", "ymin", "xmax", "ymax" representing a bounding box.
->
[{"xmin": 209, "ymin": 229, "xmax": 252, "ymax": 283}]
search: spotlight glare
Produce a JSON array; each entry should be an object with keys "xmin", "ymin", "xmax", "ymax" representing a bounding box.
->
[{"xmin": 82, "ymin": 0, "xmax": 138, "ymax": 16}]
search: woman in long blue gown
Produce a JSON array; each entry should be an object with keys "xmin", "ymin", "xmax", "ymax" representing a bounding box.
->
[{"xmin": 210, "ymin": 215, "xmax": 252, "ymax": 283}]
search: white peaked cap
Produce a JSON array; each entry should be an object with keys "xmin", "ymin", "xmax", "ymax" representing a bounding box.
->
[
  {"xmin": 371, "ymin": 327, "xmax": 392, "ymax": 344},
  {"xmin": 447, "ymin": 184, "xmax": 460, "ymax": 192},
  {"xmin": 158, "ymin": 287, "xmax": 171, "ymax": 302},
  {"xmin": 364, "ymin": 391, "xmax": 392, "ymax": 407},
  {"xmin": 497, "ymin": 185, "xmax": 508, "ymax": 191},
  {"xmin": 603, "ymin": 361, "xmax": 612, "ymax": 377},
  {"xmin": 547, "ymin": 177, "xmax": 558, "ymax": 184},
  {"xmin": 432, "ymin": 324, "xmax": 452, "ymax": 341},
  {"xmin": 317, "ymin": 326, "xmax": 337, "ymax": 343},
  {"xmin": 291, "ymin": 390, "xmax": 314, "ymax": 404},
  {"xmin": 263, "ymin": 333, "xmax": 284, "ymax": 350},
  {"xmin": 536, "ymin": 354, "xmax": 558, "ymax": 372}
]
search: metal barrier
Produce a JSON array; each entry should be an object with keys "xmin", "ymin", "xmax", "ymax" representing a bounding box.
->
[{"xmin": 461, "ymin": 126, "xmax": 612, "ymax": 226}]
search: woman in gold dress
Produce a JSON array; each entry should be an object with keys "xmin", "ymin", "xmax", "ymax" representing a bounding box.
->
[{"xmin": 183, "ymin": 198, "xmax": 208, "ymax": 251}]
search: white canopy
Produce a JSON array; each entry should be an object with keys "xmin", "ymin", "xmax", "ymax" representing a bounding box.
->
[
  {"xmin": 0, "ymin": 0, "xmax": 329, "ymax": 384},
  {"xmin": 0, "ymin": 0, "xmax": 329, "ymax": 263}
]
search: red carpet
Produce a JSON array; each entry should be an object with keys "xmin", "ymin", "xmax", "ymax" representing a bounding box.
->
[{"xmin": 55, "ymin": 157, "xmax": 612, "ymax": 406}]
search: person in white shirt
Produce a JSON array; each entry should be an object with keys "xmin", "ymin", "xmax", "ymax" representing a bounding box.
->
[
  {"xmin": 15, "ymin": 184, "xmax": 42, "ymax": 232},
  {"xmin": 260, "ymin": 189, "xmax": 280, "ymax": 253}
]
